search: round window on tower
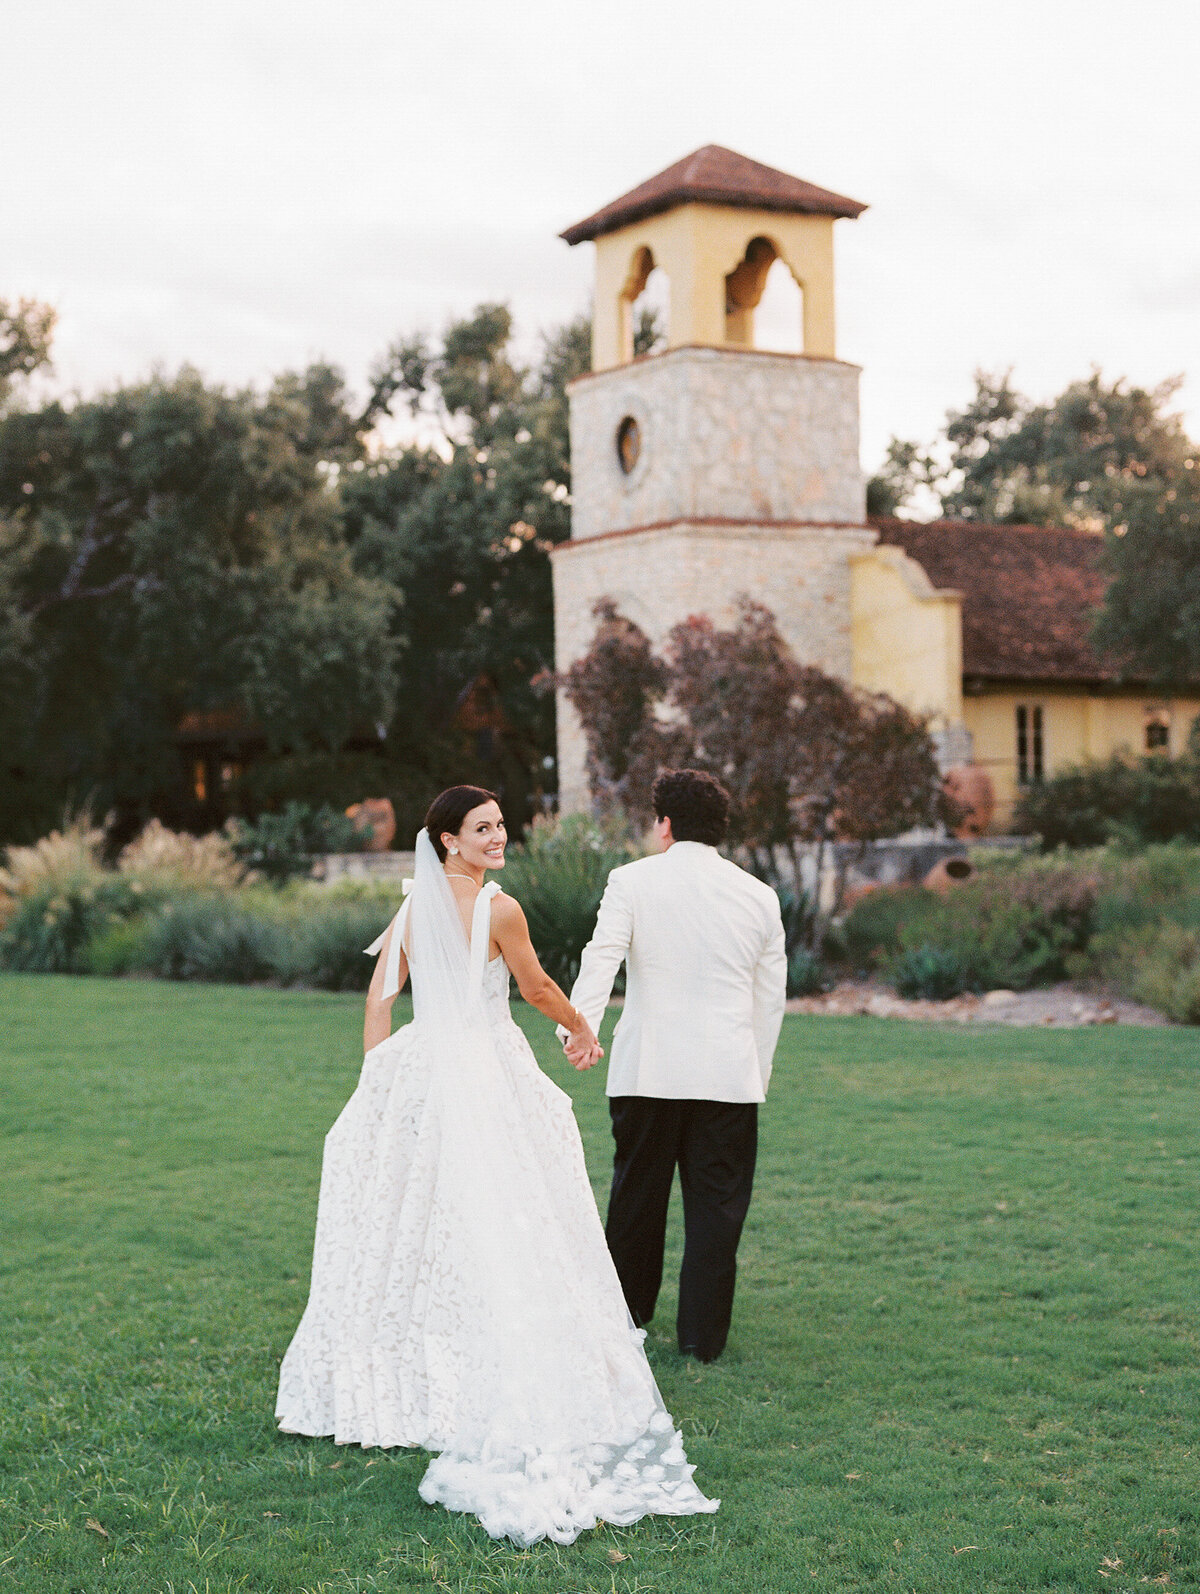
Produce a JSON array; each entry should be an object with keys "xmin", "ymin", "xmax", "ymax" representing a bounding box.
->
[{"xmin": 615, "ymin": 415, "xmax": 641, "ymax": 475}]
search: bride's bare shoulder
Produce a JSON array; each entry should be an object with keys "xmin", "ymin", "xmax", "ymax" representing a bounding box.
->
[{"xmin": 489, "ymin": 889, "xmax": 528, "ymax": 929}]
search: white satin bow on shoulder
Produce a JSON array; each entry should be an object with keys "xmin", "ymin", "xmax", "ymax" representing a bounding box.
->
[{"xmin": 363, "ymin": 877, "xmax": 413, "ymax": 1002}]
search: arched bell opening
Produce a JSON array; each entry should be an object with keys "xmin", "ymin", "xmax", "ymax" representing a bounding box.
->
[
  {"xmin": 723, "ymin": 236, "xmax": 804, "ymax": 351},
  {"xmin": 618, "ymin": 246, "xmax": 670, "ymax": 362},
  {"xmin": 753, "ymin": 256, "xmax": 805, "ymax": 353}
]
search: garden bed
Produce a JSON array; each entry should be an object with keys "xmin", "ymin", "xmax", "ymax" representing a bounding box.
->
[
  {"xmin": 829, "ymin": 841, "xmax": 1200, "ymax": 1023},
  {"xmin": 3, "ymin": 817, "xmax": 1198, "ymax": 1023}
]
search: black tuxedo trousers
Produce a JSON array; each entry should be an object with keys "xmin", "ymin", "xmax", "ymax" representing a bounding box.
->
[{"xmin": 605, "ymin": 1096, "xmax": 757, "ymax": 1362}]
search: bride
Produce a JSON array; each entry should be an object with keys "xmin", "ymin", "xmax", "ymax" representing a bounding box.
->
[{"xmin": 275, "ymin": 785, "xmax": 719, "ymax": 1545}]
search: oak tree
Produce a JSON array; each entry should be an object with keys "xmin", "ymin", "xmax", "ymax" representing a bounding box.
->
[{"xmin": 0, "ymin": 364, "xmax": 396, "ymax": 841}]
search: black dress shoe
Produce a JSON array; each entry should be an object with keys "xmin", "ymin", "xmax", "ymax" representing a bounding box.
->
[{"xmin": 680, "ymin": 1345, "xmax": 719, "ymax": 1363}]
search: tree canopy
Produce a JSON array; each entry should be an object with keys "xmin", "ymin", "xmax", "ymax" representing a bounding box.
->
[
  {"xmin": 0, "ymin": 363, "xmax": 396, "ymax": 841},
  {"xmin": 868, "ymin": 369, "xmax": 1200, "ymax": 683},
  {"xmin": 0, "ymin": 301, "xmax": 654, "ymax": 845},
  {"xmin": 0, "ymin": 297, "xmax": 55, "ymax": 412}
]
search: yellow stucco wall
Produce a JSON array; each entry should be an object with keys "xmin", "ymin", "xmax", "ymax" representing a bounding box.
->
[
  {"xmin": 850, "ymin": 550, "xmax": 1200, "ymax": 829},
  {"xmin": 591, "ymin": 203, "xmax": 838, "ymax": 369},
  {"xmin": 849, "ymin": 547, "xmax": 963, "ymax": 726},
  {"xmin": 965, "ymin": 688, "xmax": 1200, "ymax": 829}
]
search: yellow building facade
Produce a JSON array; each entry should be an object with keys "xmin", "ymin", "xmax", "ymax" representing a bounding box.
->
[
  {"xmin": 854, "ymin": 516, "xmax": 1200, "ymax": 829},
  {"xmin": 848, "ymin": 545, "xmax": 963, "ymax": 731},
  {"xmin": 962, "ymin": 690, "xmax": 1200, "ymax": 829},
  {"xmin": 849, "ymin": 562, "xmax": 1200, "ymax": 830}
]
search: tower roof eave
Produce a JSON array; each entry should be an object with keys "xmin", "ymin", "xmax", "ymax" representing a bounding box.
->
[{"xmin": 560, "ymin": 144, "xmax": 867, "ymax": 245}]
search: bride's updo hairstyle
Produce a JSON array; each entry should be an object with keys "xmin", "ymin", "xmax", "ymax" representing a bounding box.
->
[
  {"xmin": 651, "ymin": 769, "xmax": 731, "ymax": 846},
  {"xmin": 424, "ymin": 785, "xmax": 501, "ymax": 861}
]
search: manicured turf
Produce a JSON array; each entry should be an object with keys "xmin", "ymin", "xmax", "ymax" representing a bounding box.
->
[{"xmin": 2, "ymin": 973, "xmax": 1199, "ymax": 1592}]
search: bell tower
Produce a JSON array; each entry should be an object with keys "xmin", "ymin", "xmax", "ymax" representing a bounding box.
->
[{"xmin": 551, "ymin": 145, "xmax": 876, "ymax": 812}]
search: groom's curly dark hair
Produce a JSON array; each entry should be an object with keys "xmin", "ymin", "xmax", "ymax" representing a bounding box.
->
[{"xmin": 652, "ymin": 769, "xmax": 731, "ymax": 847}]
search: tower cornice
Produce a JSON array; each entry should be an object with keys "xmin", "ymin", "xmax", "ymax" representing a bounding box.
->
[
  {"xmin": 565, "ymin": 341, "xmax": 862, "ymax": 393},
  {"xmin": 550, "ymin": 517, "xmax": 876, "ymax": 556}
]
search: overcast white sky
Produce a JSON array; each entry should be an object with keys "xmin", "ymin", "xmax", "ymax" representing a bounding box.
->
[{"xmin": 5, "ymin": 0, "xmax": 1198, "ymax": 470}]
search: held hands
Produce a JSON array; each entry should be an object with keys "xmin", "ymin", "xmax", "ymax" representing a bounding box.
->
[{"xmin": 563, "ymin": 1026, "xmax": 603, "ymax": 1072}]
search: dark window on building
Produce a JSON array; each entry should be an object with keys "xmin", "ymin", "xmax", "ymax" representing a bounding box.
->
[
  {"xmin": 1016, "ymin": 704, "xmax": 1044, "ymax": 785},
  {"xmin": 1145, "ymin": 708, "xmax": 1170, "ymax": 751}
]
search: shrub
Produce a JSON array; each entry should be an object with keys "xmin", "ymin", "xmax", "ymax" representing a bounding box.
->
[
  {"xmin": 1000, "ymin": 860, "xmax": 1097, "ymax": 949},
  {"xmin": 1086, "ymin": 843, "xmax": 1200, "ymax": 940},
  {"xmin": 1124, "ymin": 923, "xmax": 1200, "ymax": 1025},
  {"xmin": 137, "ymin": 895, "xmax": 287, "ymax": 983},
  {"xmin": 786, "ymin": 945, "xmax": 827, "ymax": 997},
  {"xmin": 1079, "ymin": 919, "xmax": 1200, "ymax": 1025},
  {"xmin": 892, "ymin": 944, "xmax": 974, "ymax": 1000},
  {"xmin": 837, "ymin": 855, "xmax": 1114, "ymax": 997},
  {"xmin": 501, "ymin": 814, "xmax": 643, "ymax": 990},
  {"xmin": 0, "ymin": 875, "xmax": 147, "ymax": 973},
  {"xmin": 1015, "ymin": 752, "xmax": 1200, "ymax": 850},
  {"xmin": 1166, "ymin": 965, "xmax": 1200, "ymax": 1025},
  {"xmin": 838, "ymin": 887, "xmax": 935, "ymax": 969},
  {"xmin": 83, "ymin": 917, "xmax": 156, "ymax": 977},
  {"xmin": 279, "ymin": 897, "xmax": 398, "ymax": 991},
  {"xmin": 117, "ymin": 819, "xmax": 244, "ymax": 891},
  {"xmin": 228, "ymin": 802, "xmax": 366, "ymax": 885},
  {"xmin": 0, "ymin": 814, "xmax": 107, "ymax": 928},
  {"xmin": 772, "ymin": 884, "xmax": 817, "ymax": 956},
  {"xmin": 876, "ymin": 863, "xmax": 1099, "ymax": 994}
]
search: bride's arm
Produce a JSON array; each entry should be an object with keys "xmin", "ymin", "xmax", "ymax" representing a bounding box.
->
[
  {"xmin": 491, "ymin": 893, "xmax": 602, "ymax": 1066},
  {"xmin": 363, "ymin": 922, "xmax": 409, "ymax": 1052}
]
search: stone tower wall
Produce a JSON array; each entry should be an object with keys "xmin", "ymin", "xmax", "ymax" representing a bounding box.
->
[
  {"xmin": 552, "ymin": 519, "xmax": 876, "ymax": 813},
  {"xmin": 569, "ymin": 345, "xmax": 865, "ymax": 539}
]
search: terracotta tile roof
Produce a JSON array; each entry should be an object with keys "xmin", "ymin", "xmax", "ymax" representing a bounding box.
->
[
  {"xmin": 560, "ymin": 145, "xmax": 867, "ymax": 245},
  {"xmin": 871, "ymin": 516, "xmax": 1127, "ymax": 684}
]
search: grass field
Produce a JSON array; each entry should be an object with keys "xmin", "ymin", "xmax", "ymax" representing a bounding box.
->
[{"xmin": 2, "ymin": 975, "xmax": 1199, "ymax": 1594}]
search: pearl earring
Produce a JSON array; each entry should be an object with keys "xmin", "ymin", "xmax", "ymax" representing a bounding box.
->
[{"xmin": 449, "ymin": 845, "xmax": 459, "ymax": 855}]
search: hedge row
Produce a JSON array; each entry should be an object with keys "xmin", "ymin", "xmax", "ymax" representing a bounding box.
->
[
  {"xmin": 0, "ymin": 813, "xmax": 641, "ymax": 995},
  {"xmin": 4, "ymin": 819, "xmax": 1198, "ymax": 1022}
]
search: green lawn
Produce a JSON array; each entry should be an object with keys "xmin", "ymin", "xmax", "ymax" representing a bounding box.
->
[{"xmin": 2, "ymin": 977, "xmax": 1199, "ymax": 1594}]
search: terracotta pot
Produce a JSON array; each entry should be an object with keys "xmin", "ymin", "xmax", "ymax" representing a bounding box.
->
[
  {"xmin": 923, "ymin": 856, "xmax": 976, "ymax": 894},
  {"xmin": 942, "ymin": 764, "xmax": 996, "ymax": 838},
  {"xmin": 346, "ymin": 797, "xmax": 397, "ymax": 853}
]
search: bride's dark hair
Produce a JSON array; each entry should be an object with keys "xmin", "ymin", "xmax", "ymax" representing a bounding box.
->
[{"xmin": 424, "ymin": 785, "xmax": 500, "ymax": 861}]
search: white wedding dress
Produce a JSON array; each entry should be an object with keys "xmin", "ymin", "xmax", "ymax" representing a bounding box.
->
[{"xmin": 275, "ymin": 829, "xmax": 718, "ymax": 1546}]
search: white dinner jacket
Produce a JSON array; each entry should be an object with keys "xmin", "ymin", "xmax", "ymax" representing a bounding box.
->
[{"xmin": 566, "ymin": 841, "xmax": 787, "ymax": 1104}]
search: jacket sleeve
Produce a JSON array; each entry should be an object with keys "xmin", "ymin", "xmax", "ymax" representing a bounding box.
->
[
  {"xmin": 560, "ymin": 869, "xmax": 635, "ymax": 1039},
  {"xmin": 753, "ymin": 897, "xmax": 787, "ymax": 1093}
]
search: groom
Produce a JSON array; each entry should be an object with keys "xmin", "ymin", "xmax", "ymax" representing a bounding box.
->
[{"xmin": 562, "ymin": 770, "xmax": 787, "ymax": 1363}]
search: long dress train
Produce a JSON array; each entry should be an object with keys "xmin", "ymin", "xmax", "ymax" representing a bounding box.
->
[{"xmin": 274, "ymin": 832, "xmax": 718, "ymax": 1546}]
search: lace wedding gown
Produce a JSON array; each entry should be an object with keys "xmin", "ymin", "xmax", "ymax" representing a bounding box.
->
[{"xmin": 275, "ymin": 831, "xmax": 718, "ymax": 1546}]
